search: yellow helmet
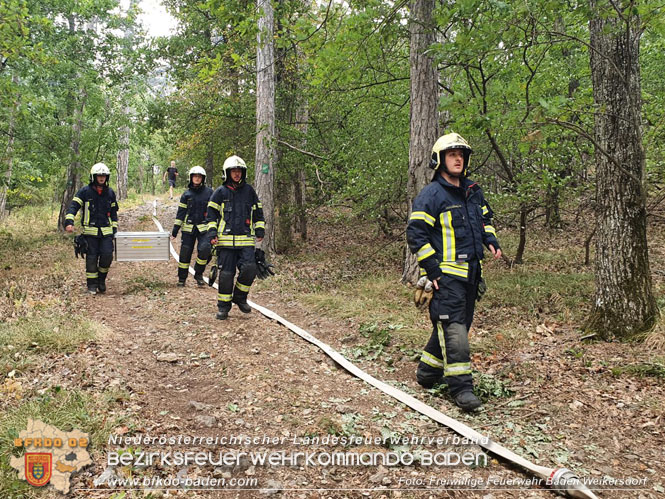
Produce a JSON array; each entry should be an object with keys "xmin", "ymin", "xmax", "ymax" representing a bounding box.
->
[{"xmin": 430, "ymin": 133, "xmax": 473, "ymax": 177}]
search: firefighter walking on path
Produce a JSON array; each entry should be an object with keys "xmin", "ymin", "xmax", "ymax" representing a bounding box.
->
[
  {"xmin": 407, "ymin": 133, "xmax": 501, "ymax": 412},
  {"xmin": 205, "ymin": 155, "xmax": 265, "ymax": 320},
  {"xmin": 64, "ymin": 163, "xmax": 119, "ymax": 295},
  {"xmin": 171, "ymin": 166, "xmax": 214, "ymax": 286}
]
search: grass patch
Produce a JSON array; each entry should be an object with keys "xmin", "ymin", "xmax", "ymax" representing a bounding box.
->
[
  {"xmin": 0, "ymin": 312, "xmax": 100, "ymax": 377},
  {"xmin": 482, "ymin": 267, "xmax": 594, "ymax": 322},
  {"xmin": 298, "ymin": 274, "xmax": 428, "ymax": 340},
  {"xmin": 0, "ymin": 387, "xmax": 131, "ymax": 496},
  {"xmin": 610, "ymin": 361, "xmax": 665, "ymax": 379},
  {"xmin": 0, "ymin": 205, "xmax": 69, "ymax": 265},
  {"xmin": 124, "ymin": 274, "xmax": 169, "ymax": 294}
]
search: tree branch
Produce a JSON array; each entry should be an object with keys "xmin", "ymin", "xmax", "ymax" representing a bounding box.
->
[{"xmin": 278, "ymin": 139, "xmax": 328, "ymax": 161}]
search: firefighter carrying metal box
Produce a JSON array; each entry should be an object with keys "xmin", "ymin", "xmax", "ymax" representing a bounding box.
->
[
  {"xmin": 64, "ymin": 163, "xmax": 119, "ymax": 295},
  {"xmin": 205, "ymin": 155, "xmax": 265, "ymax": 320},
  {"xmin": 171, "ymin": 166, "xmax": 214, "ymax": 286}
]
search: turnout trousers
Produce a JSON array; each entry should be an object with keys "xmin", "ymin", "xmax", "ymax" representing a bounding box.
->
[
  {"xmin": 417, "ymin": 260, "xmax": 481, "ymax": 396},
  {"xmin": 84, "ymin": 235, "xmax": 114, "ymax": 290},
  {"xmin": 216, "ymin": 247, "xmax": 257, "ymax": 312},
  {"xmin": 178, "ymin": 228, "xmax": 212, "ymax": 282}
]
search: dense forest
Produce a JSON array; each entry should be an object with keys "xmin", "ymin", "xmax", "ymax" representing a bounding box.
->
[{"xmin": 4, "ymin": 0, "xmax": 664, "ymax": 337}]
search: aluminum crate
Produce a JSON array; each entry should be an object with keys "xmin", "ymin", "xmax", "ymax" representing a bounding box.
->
[{"xmin": 114, "ymin": 231, "xmax": 170, "ymax": 261}]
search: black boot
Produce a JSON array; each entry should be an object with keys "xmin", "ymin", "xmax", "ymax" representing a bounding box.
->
[
  {"xmin": 97, "ymin": 275, "xmax": 107, "ymax": 293},
  {"xmin": 454, "ymin": 391, "xmax": 482, "ymax": 412},
  {"xmin": 177, "ymin": 279, "xmax": 186, "ymax": 287},
  {"xmin": 216, "ymin": 309, "xmax": 229, "ymax": 320},
  {"xmin": 194, "ymin": 274, "xmax": 205, "ymax": 286},
  {"xmin": 232, "ymin": 297, "xmax": 251, "ymax": 314}
]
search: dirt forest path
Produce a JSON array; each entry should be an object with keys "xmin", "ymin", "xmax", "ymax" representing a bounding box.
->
[
  {"xmin": 57, "ymin": 198, "xmax": 663, "ymax": 498},
  {"xmin": 67, "ymin": 198, "xmax": 518, "ymax": 498}
]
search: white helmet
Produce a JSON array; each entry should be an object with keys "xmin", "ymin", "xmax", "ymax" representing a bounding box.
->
[
  {"xmin": 90, "ymin": 162, "xmax": 111, "ymax": 184},
  {"xmin": 188, "ymin": 165, "xmax": 207, "ymax": 187},
  {"xmin": 222, "ymin": 155, "xmax": 247, "ymax": 181}
]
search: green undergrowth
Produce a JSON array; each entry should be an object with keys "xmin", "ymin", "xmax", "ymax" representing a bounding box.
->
[
  {"xmin": 0, "ymin": 311, "xmax": 100, "ymax": 377},
  {"xmin": 0, "ymin": 205, "xmax": 70, "ymax": 267},
  {"xmin": 271, "ymin": 220, "xmax": 597, "ymax": 352},
  {"xmin": 479, "ymin": 266, "xmax": 595, "ymax": 323},
  {"xmin": 610, "ymin": 360, "xmax": 665, "ymax": 379}
]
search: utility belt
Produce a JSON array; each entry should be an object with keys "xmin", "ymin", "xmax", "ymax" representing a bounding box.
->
[
  {"xmin": 419, "ymin": 259, "xmax": 482, "ymax": 281},
  {"xmin": 181, "ymin": 222, "xmax": 208, "ymax": 233},
  {"xmin": 82, "ymin": 225, "xmax": 114, "ymax": 236},
  {"xmin": 214, "ymin": 234, "xmax": 256, "ymax": 248}
]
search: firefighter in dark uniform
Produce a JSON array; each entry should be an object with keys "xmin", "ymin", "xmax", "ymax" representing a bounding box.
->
[
  {"xmin": 64, "ymin": 163, "xmax": 119, "ymax": 295},
  {"xmin": 205, "ymin": 155, "xmax": 265, "ymax": 320},
  {"xmin": 407, "ymin": 133, "xmax": 502, "ymax": 412},
  {"xmin": 171, "ymin": 166, "xmax": 214, "ymax": 286}
]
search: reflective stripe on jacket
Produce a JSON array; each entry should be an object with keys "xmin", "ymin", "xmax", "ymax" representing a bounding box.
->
[
  {"xmin": 205, "ymin": 181, "xmax": 265, "ymax": 248},
  {"xmin": 172, "ymin": 185, "xmax": 213, "ymax": 236},
  {"xmin": 407, "ymin": 175, "xmax": 500, "ymax": 281},
  {"xmin": 64, "ymin": 184, "xmax": 118, "ymax": 236}
]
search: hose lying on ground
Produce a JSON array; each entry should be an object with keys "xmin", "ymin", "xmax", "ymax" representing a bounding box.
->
[{"xmin": 152, "ymin": 200, "xmax": 598, "ymax": 499}]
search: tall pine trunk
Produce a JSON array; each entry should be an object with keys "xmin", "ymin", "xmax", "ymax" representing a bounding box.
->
[
  {"xmin": 255, "ymin": 0, "xmax": 276, "ymax": 253},
  {"xmin": 403, "ymin": 0, "xmax": 439, "ymax": 284},
  {"xmin": 585, "ymin": 1, "xmax": 657, "ymax": 339},
  {"xmin": 0, "ymin": 76, "xmax": 19, "ymax": 220}
]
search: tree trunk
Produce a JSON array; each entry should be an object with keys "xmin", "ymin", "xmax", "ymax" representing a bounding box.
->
[
  {"xmin": 0, "ymin": 75, "xmax": 19, "ymax": 220},
  {"xmin": 514, "ymin": 203, "xmax": 528, "ymax": 265},
  {"xmin": 255, "ymin": 0, "xmax": 276, "ymax": 253},
  {"xmin": 206, "ymin": 138, "xmax": 214, "ymax": 187},
  {"xmin": 58, "ymin": 88, "xmax": 87, "ymax": 229},
  {"xmin": 294, "ymin": 87, "xmax": 308, "ymax": 241},
  {"xmin": 116, "ymin": 117, "xmax": 130, "ymax": 200},
  {"xmin": 585, "ymin": 1, "xmax": 657, "ymax": 339},
  {"xmin": 402, "ymin": 0, "xmax": 439, "ymax": 284}
]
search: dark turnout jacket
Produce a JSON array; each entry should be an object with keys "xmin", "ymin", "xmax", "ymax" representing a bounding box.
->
[
  {"xmin": 205, "ymin": 181, "xmax": 265, "ymax": 248},
  {"xmin": 407, "ymin": 175, "xmax": 500, "ymax": 281},
  {"xmin": 64, "ymin": 183, "xmax": 119, "ymax": 236},
  {"xmin": 172, "ymin": 184, "xmax": 214, "ymax": 237}
]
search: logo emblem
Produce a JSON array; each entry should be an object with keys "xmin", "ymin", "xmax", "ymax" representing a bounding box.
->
[{"xmin": 25, "ymin": 453, "xmax": 52, "ymax": 487}]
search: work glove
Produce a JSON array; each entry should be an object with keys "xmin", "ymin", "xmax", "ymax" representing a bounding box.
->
[
  {"xmin": 413, "ymin": 276, "xmax": 433, "ymax": 311},
  {"xmin": 476, "ymin": 278, "xmax": 487, "ymax": 301},
  {"xmin": 255, "ymin": 249, "xmax": 275, "ymax": 280},
  {"xmin": 208, "ymin": 246, "xmax": 218, "ymax": 287},
  {"xmin": 73, "ymin": 235, "xmax": 88, "ymax": 259}
]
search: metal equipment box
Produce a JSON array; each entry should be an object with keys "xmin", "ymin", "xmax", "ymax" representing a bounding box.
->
[{"xmin": 114, "ymin": 231, "xmax": 170, "ymax": 261}]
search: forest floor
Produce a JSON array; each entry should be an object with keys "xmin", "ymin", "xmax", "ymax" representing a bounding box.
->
[{"xmin": 0, "ymin": 194, "xmax": 664, "ymax": 498}]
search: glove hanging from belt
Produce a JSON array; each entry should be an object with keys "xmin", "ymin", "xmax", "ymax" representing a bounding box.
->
[
  {"xmin": 255, "ymin": 248, "xmax": 275, "ymax": 280},
  {"xmin": 476, "ymin": 277, "xmax": 487, "ymax": 301},
  {"xmin": 73, "ymin": 234, "xmax": 88, "ymax": 259},
  {"xmin": 414, "ymin": 276, "xmax": 433, "ymax": 311},
  {"xmin": 208, "ymin": 246, "xmax": 218, "ymax": 287}
]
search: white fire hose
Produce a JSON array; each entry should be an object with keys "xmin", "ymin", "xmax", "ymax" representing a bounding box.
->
[{"xmin": 152, "ymin": 200, "xmax": 598, "ymax": 498}]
